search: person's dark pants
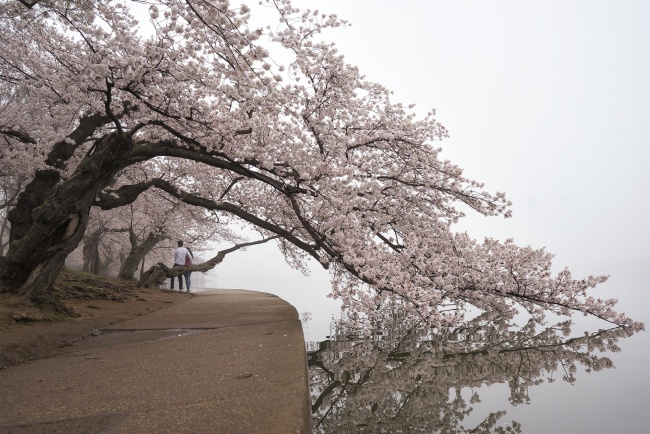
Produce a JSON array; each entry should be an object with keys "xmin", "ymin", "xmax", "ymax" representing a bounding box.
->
[{"xmin": 170, "ymin": 264, "xmax": 183, "ymax": 290}]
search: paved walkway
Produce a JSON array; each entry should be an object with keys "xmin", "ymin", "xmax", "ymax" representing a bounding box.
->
[{"xmin": 0, "ymin": 289, "xmax": 311, "ymax": 434}]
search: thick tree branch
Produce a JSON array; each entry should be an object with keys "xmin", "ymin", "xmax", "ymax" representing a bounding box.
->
[
  {"xmin": 50, "ymin": 106, "xmax": 132, "ymax": 168},
  {"xmin": 129, "ymin": 140, "xmax": 307, "ymax": 195},
  {"xmin": 95, "ymin": 178, "xmax": 320, "ymax": 260},
  {"xmin": 139, "ymin": 236, "xmax": 279, "ymax": 287},
  {"xmin": 0, "ymin": 129, "xmax": 36, "ymax": 144}
]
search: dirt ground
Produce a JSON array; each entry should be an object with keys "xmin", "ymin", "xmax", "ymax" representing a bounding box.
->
[{"xmin": 0, "ymin": 270, "xmax": 192, "ymax": 368}]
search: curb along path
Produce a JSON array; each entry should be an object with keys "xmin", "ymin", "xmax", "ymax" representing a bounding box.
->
[{"xmin": 0, "ymin": 289, "xmax": 311, "ymax": 434}]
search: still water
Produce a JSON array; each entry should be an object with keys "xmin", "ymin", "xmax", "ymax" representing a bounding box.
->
[{"xmin": 306, "ymin": 310, "xmax": 647, "ymax": 434}]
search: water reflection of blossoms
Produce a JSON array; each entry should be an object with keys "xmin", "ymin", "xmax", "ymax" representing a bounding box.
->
[{"xmin": 307, "ymin": 308, "xmax": 639, "ymax": 433}]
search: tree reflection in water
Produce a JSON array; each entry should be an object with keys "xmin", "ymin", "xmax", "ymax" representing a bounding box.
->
[{"xmin": 307, "ymin": 308, "xmax": 639, "ymax": 433}]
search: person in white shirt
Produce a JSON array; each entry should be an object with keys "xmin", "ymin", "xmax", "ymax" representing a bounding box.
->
[{"xmin": 171, "ymin": 240, "xmax": 191, "ymax": 291}]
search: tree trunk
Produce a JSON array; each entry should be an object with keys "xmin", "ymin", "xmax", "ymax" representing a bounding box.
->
[
  {"xmin": 118, "ymin": 231, "xmax": 165, "ymax": 280},
  {"xmin": 6, "ymin": 112, "xmax": 114, "ymax": 243},
  {"xmin": 82, "ymin": 229, "xmax": 103, "ymax": 274},
  {"xmin": 7, "ymin": 170, "xmax": 61, "ymax": 242},
  {"xmin": 0, "ymin": 213, "xmax": 10, "ymax": 256},
  {"xmin": 0, "ymin": 133, "xmax": 134, "ymax": 299},
  {"xmin": 1, "ymin": 176, "xmax": 23, "ymax": 255},
  {"xmin": 140, "ymin": 255, "xmax": 146, "ymax": 278},
  {"xmin": 98, "ymin": 255, "xmax": 117, "ymax": 277}
]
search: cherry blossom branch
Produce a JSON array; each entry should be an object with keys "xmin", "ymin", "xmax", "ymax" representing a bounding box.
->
[
  {"xmin": 95, "ymin": 178, "xmax": 321, "ymax": 261},
  {"xmin": 0, "ymin": 129, "xmax": 35, "ymax": 144}
]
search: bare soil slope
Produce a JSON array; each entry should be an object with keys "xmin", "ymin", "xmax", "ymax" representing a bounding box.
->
[{"xmin": 0, "ymin": 270, "xmax": 191, "ymax": 368}]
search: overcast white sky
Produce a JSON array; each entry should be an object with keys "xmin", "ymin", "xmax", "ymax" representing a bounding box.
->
[{"xmin": 207, "ymin": 0, "xmax": 650, "ymax": 341}]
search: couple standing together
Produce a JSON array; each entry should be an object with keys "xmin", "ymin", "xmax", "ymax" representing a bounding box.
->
[{"xmin": 171, "ymin": 240, "xmax": 193, "ymax": 292}]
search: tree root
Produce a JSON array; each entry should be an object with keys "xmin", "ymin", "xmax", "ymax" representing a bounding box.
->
[{"xmin": 31, "ymin": 292, "xmax": 80, "ymax": 318}]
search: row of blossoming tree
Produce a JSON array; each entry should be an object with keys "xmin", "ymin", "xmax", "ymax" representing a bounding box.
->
[
  {"xmin": 0, "ymin": 0, "xmax": 643, "ymax": 333},
  {"xmin": 0, "ymin": 168, "xmax": 239, "ymax": 279}
]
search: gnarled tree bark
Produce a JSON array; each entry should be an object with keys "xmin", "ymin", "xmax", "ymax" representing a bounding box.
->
[
  {"xmin": 6, "ymin": 110, "xmax": 127, "ymax": 243},
  {"xmin": 0, "ymin": 132, "xmax": 138, "ymax": 299}
]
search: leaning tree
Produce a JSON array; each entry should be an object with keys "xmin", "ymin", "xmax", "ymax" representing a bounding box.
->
[{"xmin": 0, "ymin": 0, "xmax": 643, "ymax": 331}]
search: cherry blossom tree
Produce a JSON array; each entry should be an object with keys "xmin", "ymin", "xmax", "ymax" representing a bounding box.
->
[
  {"xmin": 69, "ymin": 185, "xmax": 241, "ymax": 279},
  {"xmin": 0, "ymin": 1, "xmax": 644, "ymax": 331}
]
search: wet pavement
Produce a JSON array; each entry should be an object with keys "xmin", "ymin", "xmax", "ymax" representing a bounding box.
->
[{"xmin": 0, "ymin": 289, "xmax": 311, "ymax": 433}]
